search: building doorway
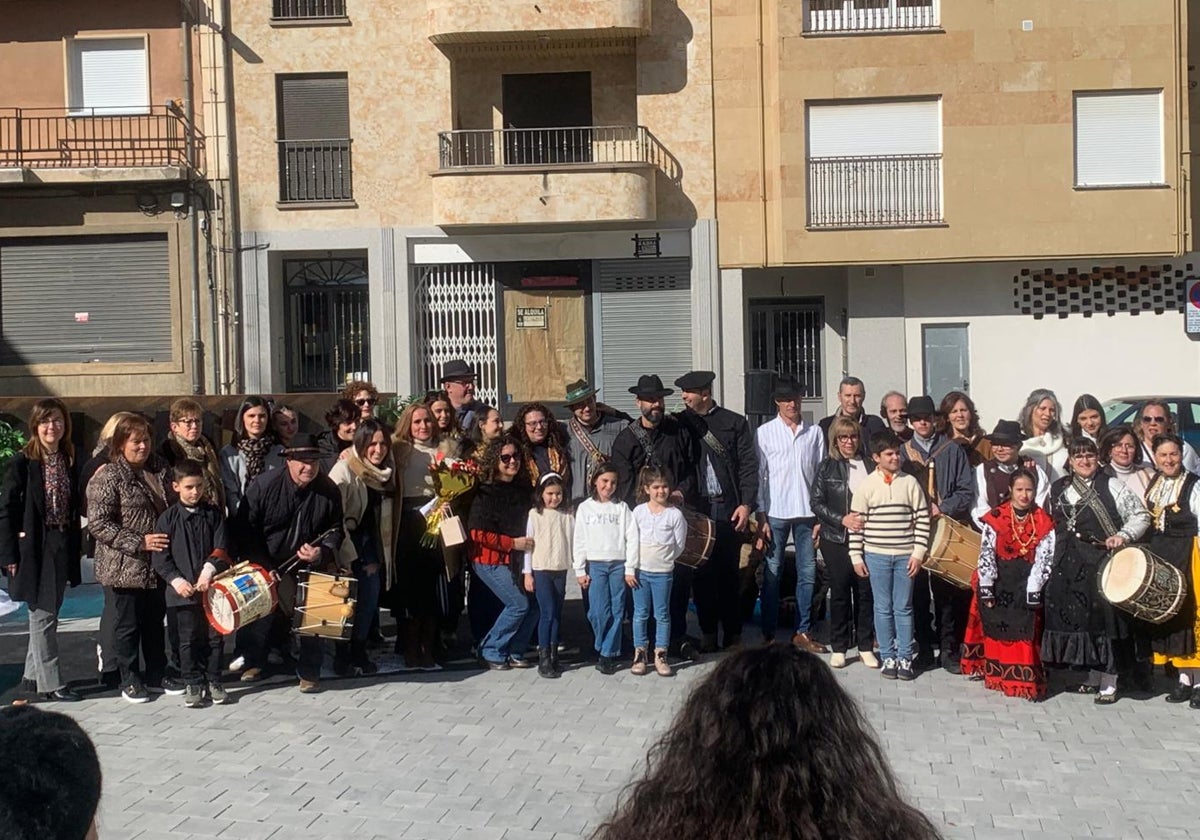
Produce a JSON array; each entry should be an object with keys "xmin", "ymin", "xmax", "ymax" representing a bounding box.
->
[
  {"xmin": 921, "ymin": 322, "xmax": 969, "ymax": 403},
  {"xmin": 283, "ymin": 256, "xmax": 369, "ymax": 392},
  {"xmin": 501, "ymin": 72, "xmax": 593, "ymax": 164}
]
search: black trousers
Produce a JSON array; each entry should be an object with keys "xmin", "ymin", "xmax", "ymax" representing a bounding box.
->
[
  {"xmin": 692, "ymin": 499, "xmax": 742, "ymax": 642},
  {"xmin": 104, "ymin": 585, "xmax": 167, "ymax": 688},
  {"xmin": 172, "ymin": 603, "xmax": 223, "ymax": 685},
  {"xmin": 241, "ymin": 572, "xmax": 325, "ymax": 681},
  {"xmin": 912, "ymin": 569, "xmax": 971, "ymax": 659},
  {"xmin": 822, "ymin": 540, "xmax": 874, "ymax": 653}
]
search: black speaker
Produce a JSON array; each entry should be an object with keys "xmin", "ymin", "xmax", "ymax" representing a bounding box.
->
[{"xmin": 745, "ymin": 369, "xmax": 776, "ymax": 416}]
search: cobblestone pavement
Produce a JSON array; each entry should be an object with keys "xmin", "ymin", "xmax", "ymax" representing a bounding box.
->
[{"xmin": 4, "ymin": 581, "xmax": 1200, "ymax": 840}]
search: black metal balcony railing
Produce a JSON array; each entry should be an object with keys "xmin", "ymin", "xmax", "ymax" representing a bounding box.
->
[
  {"xmin": 0, "ymin": 106, "xmax": 200, "ymax": 170},
  {"xmin": 278, "ymin": 139, "xmax": 353, "ymax": 203},
  {"xmin": 437, "ymin": 125, "xmax": 680, "ymax": 181},
  {"xmin": 807, "ymin": 153, "xmax": 943, "ymax": 229},
  {"xmin": 273, "ymin": 0, "xmax": 347, "ymax": 19}
]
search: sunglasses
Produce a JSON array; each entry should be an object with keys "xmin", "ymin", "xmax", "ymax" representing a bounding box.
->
[
  {"xmin": 355, "ymin": 398, "xmax": 377, "ymax": 407},
  {"xmin": 499, "ymin": 453, "xmax": 519, "ymax": 464},
  {"xmin": 836, "ymin": 434, "xmax": 860, "ymax": 441},
  {"xmin": 1142, "ymin": 415, "xmax": 1166, "ymax": 423}
]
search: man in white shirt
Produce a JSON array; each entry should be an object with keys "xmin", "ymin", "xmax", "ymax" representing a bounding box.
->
[{"xmin": 756, "ymin": 376, "xmax": 827, "ymax": 651}]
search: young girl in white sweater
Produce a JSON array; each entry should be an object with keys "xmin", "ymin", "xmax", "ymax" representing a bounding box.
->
[
  {"xmin": 573, "ymin": 465, "xmax": 639, "ymax": 675},
  {"xmin": 522, "ymin": 474, "xmax": 574, "ymax": 679},
  {"xmin": 627, "ymin": 467, "xmax": 687, "ymax": 677}
]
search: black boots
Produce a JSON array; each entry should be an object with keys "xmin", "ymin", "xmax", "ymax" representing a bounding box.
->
[{"xmin": 538, "ymin": 647, "xmax": 559, "ymax": 679}]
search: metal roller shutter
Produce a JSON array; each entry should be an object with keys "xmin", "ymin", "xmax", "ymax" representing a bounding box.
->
[
  {"xmin": 1074, "ymin": 91, "xmax": 1163, "ymax": 187},
  {"xmin": 597, "ymin": 258, "xmax": 692, "ymax": 416},
  {"xmin": 0, "ymin": 234, "xmax": 173, "ymax": 365},
  {"xmin": 807, "ymin": 98, "xmax": 941, "ymax": 157},
  {"xmin": 278, "ymin": 74, "xmax": 350, "ymax": 140},
  {"xmin": 69, "ymin": 38, "xmax": 149, "ymax": 115}
]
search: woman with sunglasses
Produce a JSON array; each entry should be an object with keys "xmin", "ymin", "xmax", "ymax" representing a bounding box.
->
[
  {"xmin": 1042, "ymin": 437, "xmax": 1151, "ymax": 704},
  {"xmin": 511, "ymin": 402, "xmax": 571, "ymax": 489},
  {"xmin": 342, "ymin": 379, "xmax": 380, "ymax": 420},
  {"xmin": 1136, "ymin": 400, "xmax": 1200, "ymax": 475}
]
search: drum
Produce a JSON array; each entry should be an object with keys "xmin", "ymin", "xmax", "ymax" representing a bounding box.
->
[
  {"xmin": 737, "ymin": 513, "xmax": 767, "ymax": 571},
  {"xmin": 293, "ymin": 570, "xmax": 357, "ymax": 639},
  {"xmin": 924, "ymin": 518, "xmax": 981, "ymax": 589},
  {"xmin": 1099, "ymin": 545, "xmax": 1186, "ymax": 624},
  {"xmin": 676, "ymin": 508, "xmax": 716, "ymax": 569},
  {"xmin": 204, "ymin": 562, "xmax": 277, "ymax": 636}
]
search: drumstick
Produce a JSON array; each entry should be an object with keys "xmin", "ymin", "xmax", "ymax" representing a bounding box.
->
[
  {"xmin": 278, "ymin": 527, "xmax": 341, "ymax": 576},
  {"xmin": 1073, "ymin": 531, "xmax": 1109, "ymax": 549}
]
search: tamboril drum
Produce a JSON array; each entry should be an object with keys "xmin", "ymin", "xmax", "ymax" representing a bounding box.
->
[
  {"xmin": 1099, "ymin": 545, "xmax": 1185, "ymax": 625},
  {"xmin": 924, "ymin": 518, "xmax": 980, "ymax": 590},
  {"xmin": 204, "ymin": 562, "xmax": 277, "ymax": 635},
  {"xmin": 676, "ymin": 508, "xmax": 716, "ymax": 569},
  {"xmin": 293, "ymin": 570, "xmax": 357, "ymax": 639}
]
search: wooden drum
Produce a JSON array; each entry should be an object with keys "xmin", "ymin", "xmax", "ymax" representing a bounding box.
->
[
  {"xmin": 924, "ymin": 517, "xmax": 981, "ymax": 589},
  {"xmin": 676, "ymin": 508, "xmax": 716, "ymax": 569},
  {"xmin": 293, "ymin": 570, "xmax": 357, "ymax": 639},
  {"xmin": 1099, "ymin": 545, "xmax": 1186, "ymax": 625}
]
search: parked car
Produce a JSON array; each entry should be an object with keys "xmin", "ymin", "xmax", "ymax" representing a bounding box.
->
[{"xmin": 1103, "ymin": 396, "xmax": 1200, "ymax": 451}]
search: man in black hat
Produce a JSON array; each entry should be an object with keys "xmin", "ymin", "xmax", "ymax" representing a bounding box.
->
[
  {"xmin": 562, "ymin": 379, "xmax": 632, "ymax": 505},
  {"xmin": 233, "ymin": 434, "xmax": 344, "ymax": 693},
  {"xmin": 970, "ymin": 419, "xmax": 1049, "ymax": 529},
  {"xmin": 673, "ymin": 370, "xmax": 759, "ymax": 651},
  {"xmin": 818, "ymin": 376, "xmax": 887, "ymax": 459},
  {"xmin": 611, "ymin": 374, "xmax": 702, "ymax": 658},
  {"xmin": 899, "ymin": 395, "xmax": 975, "ymax": 673},
  {"xmin": 755, "ymin": 375, "xmax": 827, "ymax": 652},
  {"xmin": 441, "ymin": 359, "xmax": 489, "ymax": 431}
]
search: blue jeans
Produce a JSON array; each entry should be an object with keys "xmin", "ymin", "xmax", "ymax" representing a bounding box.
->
[
  {"xmin": 533, "ymin": 570, "xmax": 567, "ymax": 650},
  {"xmin": 632, "ymin": 570, "xmax": 673, "ymax": 650},
  {"xmin": 350, "ymin": 528, "xmax": 382, "ymax": 644},
  {"xmin": 586, "ymin": 561, "xmax": 626, "ymax": 658},
  {"xmin": 473, "ymin": 562, "xmax": 539, "ymax": 664},
  {"xmin": 761, "ymin": 517, "xmax": 816, "ymax": 638},
  {"xmin": 864, "ymin": 551, "xmax": 915, "ymax": 662}
]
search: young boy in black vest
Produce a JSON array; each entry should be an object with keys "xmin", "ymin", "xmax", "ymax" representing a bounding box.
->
[{"xmin": 152, "ymin": 460, "xmax": 233, "ymax": 708}]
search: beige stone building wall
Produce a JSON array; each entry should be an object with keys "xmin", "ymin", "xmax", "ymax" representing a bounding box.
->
[{"xmin": 714, "ymin": 0, "xmax": 1192, "ymax": 268}]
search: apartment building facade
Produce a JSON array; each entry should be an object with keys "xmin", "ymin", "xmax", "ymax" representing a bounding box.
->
[
  {"xmin": 713, "ymin": 0, "xmax": 1200, "ymax": 425},
  {"xmin": 231, "ymin": 0, "xmax": 717, "ymax": 414},
  {"xmin": 0, "ymin": 0, "xmax": 234, "ymax": 397}
]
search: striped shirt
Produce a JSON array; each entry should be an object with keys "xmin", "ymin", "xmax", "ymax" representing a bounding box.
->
[
  {"xmin": 848, "ymin": 470, "xmax": 930, "ymax": 563},
  {"xmin": 755, "ymin": 415, "xmax": 824, "ymax": 519}
]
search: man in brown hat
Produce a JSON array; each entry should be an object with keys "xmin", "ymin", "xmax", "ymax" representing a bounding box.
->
[{"xmin": 562, "ymin": 379, "xmax": 631, "ymax": 505}]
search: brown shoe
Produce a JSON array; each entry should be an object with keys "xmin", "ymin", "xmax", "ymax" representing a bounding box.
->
[
  {"xmin": 791, "ymin": 633, "xmax": 829, "ymax": 654},
  {"xmin": 654, "ymin": 648, "xmax": 673, "ymax": 677},
  {"xmin": 239, "ymin": 667, "xmax": 264, "ymax": 683},
  {"xmin": 298, "ymin": 678, "xmax": 321, "ymax": 694},
  {"xmin": 631, "ymin": 648, "xmax": 648, "ymax": 676}
]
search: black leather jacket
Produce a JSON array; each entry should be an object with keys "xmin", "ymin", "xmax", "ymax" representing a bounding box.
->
[{"xmin": 810, "ymin": 457, "xmax": 874, "ymax": 545}]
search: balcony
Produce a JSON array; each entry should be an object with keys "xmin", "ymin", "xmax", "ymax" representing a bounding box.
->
[
  {"xmin": 427, "ymin": 0, "xmax": 651, "ymax": 45},
  {"xmin": 278, "ymin": 139, "xmax": 354, "ymax": 206},
  {"xmin": 0, "ymin": 106, "xmax": 200, "ymax": 185},
  {"xmin": 271, "ymin": 0, "xmax": 349, "ymax": 25},
  {"xmin": 432, "ymin": 125, "xmax": 670, "ymax": 225},
  {"xmin": 807, "ymin": 154, "xmax": 943, "ymax": 229},
  {"xmin": 804, "ymin": 0, "xmax": 940, "ymax": 35}
]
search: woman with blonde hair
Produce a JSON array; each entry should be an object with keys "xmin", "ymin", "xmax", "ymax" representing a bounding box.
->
[{"xmin": 0, "ymin": 399, "xmax": 83, "ymax": 702}]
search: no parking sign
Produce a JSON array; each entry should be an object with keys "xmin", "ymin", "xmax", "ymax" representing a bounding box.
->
[{"xmin": 1189, "ymin": 277, "xmax": 1200, "ymax": 335}]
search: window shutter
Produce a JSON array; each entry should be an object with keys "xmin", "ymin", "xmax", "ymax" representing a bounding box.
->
[
  {"xmin": 807, "ymin": 99, "xmax": 941, "ymax": 157},
  {"xmin": 278, "ymin": 74, "xmax": 351, "ymax": 140},
  {"xmin": 70, "ymin": 38, "xmax": 149, "ymax": 115},
  {"xmin": 1074, "ymin": 91, "xmax": 1163, "ymax": 187}
]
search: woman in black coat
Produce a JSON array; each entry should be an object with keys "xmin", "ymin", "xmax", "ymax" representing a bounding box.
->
[
  {"xmin": 0, "ymin": 399, "xmax": 83, "ymax": 702},
  {"xmin": 810, "ymin": 416, "xmax": 877, "ymax": 670}
]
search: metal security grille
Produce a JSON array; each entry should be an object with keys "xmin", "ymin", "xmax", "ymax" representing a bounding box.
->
[
  {"xmin": 748, "ymin": 298, "xmax": 824, "ymax": 398},
  {"xmin": 283, "ymin": 257, "xmax": 369, "ymax": 392},
  {"xmin": 596, "ymin": 258, "xmax": 691, "ymax": 415},
  {"xmin": 412, "ymin": 264, "xmax": 499, "ymax": 406}
]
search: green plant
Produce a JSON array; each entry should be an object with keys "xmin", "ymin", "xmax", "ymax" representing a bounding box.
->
[
  {"xmin": 376, "ymin": 394, "xmax": 423, "ymax": 428},
  {"xmin": 0, "ymin": 419, "xmax": 26, "ymax": 487}
]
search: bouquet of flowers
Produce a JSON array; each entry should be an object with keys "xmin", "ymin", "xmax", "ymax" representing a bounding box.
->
[{"xmin": 420, "ymin": 452, "xmax": 480, "ymax": 547}]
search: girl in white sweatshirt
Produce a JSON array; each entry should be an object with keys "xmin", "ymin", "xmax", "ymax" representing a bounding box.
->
[
  {"xmin": 573, "ymin": 466, "xmax": 639, "ymax": 675},
  {"xmin": 522, "ymin": 474, "xmax": 574, "ymax": 679},
  {"xmin": 626, "ymin": 467, "xmax": 688, "ymax": 677}
]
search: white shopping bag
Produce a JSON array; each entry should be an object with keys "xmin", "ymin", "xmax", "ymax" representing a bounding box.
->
[{"xmin": 0, "ymin": 588, "xmax": 19, "ymax": 619}]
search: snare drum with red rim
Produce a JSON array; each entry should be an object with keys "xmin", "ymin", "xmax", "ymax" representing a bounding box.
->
[{"xmin": 204, "ymin": 562, "xmax": 278, "ymax": 635}]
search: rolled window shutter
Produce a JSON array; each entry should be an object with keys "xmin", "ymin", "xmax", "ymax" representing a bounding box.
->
[
  {"xmin": 70, "ymin": 38, "xmax": 149, "ymax": 115},
  {"xmin": 807, "ymin": 98, "xmax": 940, "ymax": 157},
  {"xmin": 1074, "ymin": 91, "xmax": 1163, "ymax": 187},
  {"xmin": 278, "ymin": 74, "xmax": 351, "ymax": 140}
]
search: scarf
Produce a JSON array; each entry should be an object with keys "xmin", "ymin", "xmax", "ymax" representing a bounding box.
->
[
  {"xmin": 43, "ymin": 451, "xmax": 71, "ymax": 527},
  {"xmin": 1067, "ymin": 474, "xmax": 1118, "ymax": 538},
  {"xmin": 1021, "ymin": 431, "xmax": 1065, "ymax": 461},
  {"xmin": 237, "ymin": 435, "xmax": 276, "ymax": 481},
  {"xmin": 347, "ymin": 448, "xmax": 397, "ymax": 590},
  {"xmin": 172, "ymin": 433, "xmax": 224, "ymax": 508}
]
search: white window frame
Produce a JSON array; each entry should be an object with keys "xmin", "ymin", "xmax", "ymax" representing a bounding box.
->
[
  {"xmin": 1073, "ymin": 90, "xmax": 1165, "ymax": 189},
  {"xmin": 66, "ymin": 35, "xmax": 151, "ymax": 117}
]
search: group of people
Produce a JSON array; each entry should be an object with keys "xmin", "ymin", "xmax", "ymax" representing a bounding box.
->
[{"xmin": 2, "ymin": 362, "xmax": 1199, "ymax": 712}]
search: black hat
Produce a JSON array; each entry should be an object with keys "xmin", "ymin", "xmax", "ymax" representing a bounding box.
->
[
  {"xmin": 674, "ymin": 370, "xmax": 716, "ymax": 392},
  {"xmin": 283, "ymin": 433, "xmax": 322, "ymax": 461},
  {"xmin": 986, "ymin": 419, "xmax": 1024, "ymax": 446},
  {"xmin": 440, "ymin": 359, "xmax": 475, "ymax": 382},
  {"xmin": 628, "ymin": 374, "xmax": 673, "ymax": 400},
  {"xmin": 907, "ymin": 396, "xmax": 936, "ymax": 418},
  {"xmin": 772, "ymin": 376, "xmax": 804, "ymax": 401},
  {"xmin": 563, "ymin": 379, "xmax": 599, "ymax": 406}
]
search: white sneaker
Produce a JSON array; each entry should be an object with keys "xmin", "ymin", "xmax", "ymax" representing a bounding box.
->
[
  {"xmin": 830, "ymin": 652, "xmax": 847, "ymax": 668},
  {"xmin": 859, "ymin": 650, "xmax": 880, "ymax": 669},
  {"xmin": 228, "ymin": 655, "xmax": 246, "ymax": 673}
]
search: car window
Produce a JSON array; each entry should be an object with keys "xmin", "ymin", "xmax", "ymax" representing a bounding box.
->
[{"xmin": 1103, "ymin": 400, "xmax": 1136, "ymax": 425}]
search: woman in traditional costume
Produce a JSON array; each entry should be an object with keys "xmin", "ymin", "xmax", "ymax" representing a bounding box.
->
[{"xmin": 1101, "ymin": 425, "xmax": 1154, "ymax": 498}]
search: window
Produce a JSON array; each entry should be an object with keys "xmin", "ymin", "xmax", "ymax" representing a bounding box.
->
[
  {"xmin": 1074, "ymin": 90, "xmax": 1164, "ymax": 188},
  {"xmin": 272, "ymin": 0, "xmax": 347, "ymax": 20},
  {"xmin": 806, "ymin": 0, "xmax": 939, "ymax": 34},
  {"xmin": 806, "ymin": 98, "xmax": 943, "ymax": 228},
  {"xmin": 276, "ymin": 73, "xmax": 353, "ymax": 203},
  {"xmin": 68, "ymin": 37, "xmax": 149, "ymax": 116},
  {"xmin": 748, "ymin": 298, "xmax": 824, "ymax": 398}
]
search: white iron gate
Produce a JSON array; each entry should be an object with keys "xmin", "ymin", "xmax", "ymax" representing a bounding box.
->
[{"xmin": 412, "ymin": 264, "xmax": 499, "ymax": 406}]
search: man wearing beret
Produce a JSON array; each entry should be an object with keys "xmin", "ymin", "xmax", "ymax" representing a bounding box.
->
[
  {"xmin": 674, "ymin": 370, "xmax": 759, "ymax": 651},
  {"xmin": 900, "ymin": 395, "xmax": 976, "ymax": 674}
]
